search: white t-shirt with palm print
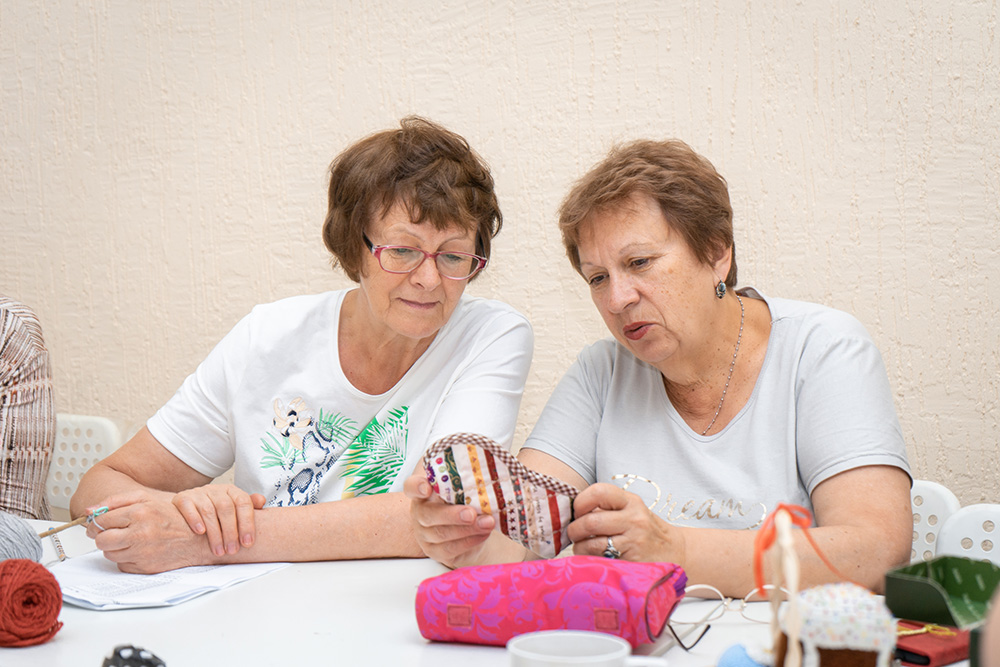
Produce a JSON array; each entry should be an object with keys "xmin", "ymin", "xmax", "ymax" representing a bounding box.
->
[{"xmin": 146, "ymin": 289, "xmax": 533, "ymax": 506}]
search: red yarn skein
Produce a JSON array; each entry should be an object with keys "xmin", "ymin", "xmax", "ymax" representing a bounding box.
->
[{"xmin": 0, "ymin": 559, "xmax": 63, "ymax": 647}]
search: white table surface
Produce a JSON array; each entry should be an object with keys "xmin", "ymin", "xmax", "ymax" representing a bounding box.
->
[{"xmin": 1, "ymin": 520, "xmax": 776, "ymax": 666}]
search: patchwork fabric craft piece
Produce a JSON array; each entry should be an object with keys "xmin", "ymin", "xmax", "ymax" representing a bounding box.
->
[{"xmin": 422, "ymin": 432, "xmax": 579, "ymax": 558}]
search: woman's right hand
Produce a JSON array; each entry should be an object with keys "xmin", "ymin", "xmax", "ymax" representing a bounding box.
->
[
  {"xmin": 84, "ymin": 490, "xmax": 227, "ymax": 573},
  {"xmin": 404, "ymin": 470, "xmax": 497, "ymax": 568},
  {"xmin": 171, "ymin": 484, "xmax": 267, "ymax": 557}
]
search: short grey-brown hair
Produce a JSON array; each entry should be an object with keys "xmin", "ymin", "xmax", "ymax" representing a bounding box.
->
[
  {"xmin": 559, "ymin": 139, "xmax": 736, "ymax": 287},
  {"xmin": 323, "ymin": 116, "xmax": 502, "ymax": 282}
]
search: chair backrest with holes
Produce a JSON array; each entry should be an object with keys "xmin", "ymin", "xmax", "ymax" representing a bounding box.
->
[
  {"xmin": 910, "ymin": 480, "xmax": 962, "ymax": 563},
  {"xmin": 936, "ymin": 504, "xmax": 1000, "ymax": 565},
  {"xmin": 46, "ymin": 414, "xmax": 122, "ymax": 511}
]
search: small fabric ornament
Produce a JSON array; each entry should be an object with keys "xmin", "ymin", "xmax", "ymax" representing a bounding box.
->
[
  {"xmin": 422, "ymin": 432, "xmax": 579, "ymax": 558},
  {"xmin": 779, "ymin": 582, "xmax": 897, "ymax": 667}
]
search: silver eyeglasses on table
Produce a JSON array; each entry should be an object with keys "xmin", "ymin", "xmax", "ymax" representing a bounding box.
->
[{"xmin": 665, "ymin": 584, "xmax": 791, "ymax": 651}]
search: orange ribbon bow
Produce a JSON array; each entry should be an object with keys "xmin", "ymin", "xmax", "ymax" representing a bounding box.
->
[{"xmin": 752, "ymin": 502, "xmax": 856, "ymax": 595}]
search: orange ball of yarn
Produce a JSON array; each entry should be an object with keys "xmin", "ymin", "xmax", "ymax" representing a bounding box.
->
[{"xmin": 0, "ymin": 558, "xmax": 63, "ymax": 647}]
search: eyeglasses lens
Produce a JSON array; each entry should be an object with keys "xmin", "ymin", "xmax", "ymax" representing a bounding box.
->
[
  {"xmin": 670, "ymin": 596, "xmax": 727, "ymax": 626},
  {"xmin": 672, "ymin": 585, "xmax": 790, "ymax": 624},
  {"xmin": 741, "ymin": 587, "xmax": 788, "ymax": 624},
  {"xmin": 378, "ymin": 246, "xmax": 481, "ymax": 279}
]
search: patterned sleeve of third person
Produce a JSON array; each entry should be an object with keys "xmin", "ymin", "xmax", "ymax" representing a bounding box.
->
[{"xmin": 0, "ymin": 296, "xmax": 55, "ymax": 520}]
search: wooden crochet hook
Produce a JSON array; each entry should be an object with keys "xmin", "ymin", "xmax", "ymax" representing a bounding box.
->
[{"xmin": 37, "ymin": 506, "xmax": 109, "ymax": 538}]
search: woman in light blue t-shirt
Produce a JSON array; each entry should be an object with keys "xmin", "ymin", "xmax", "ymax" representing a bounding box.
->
[{"xmin": 408, "ymin": 139, "xmax": 911, "ymax": 597}]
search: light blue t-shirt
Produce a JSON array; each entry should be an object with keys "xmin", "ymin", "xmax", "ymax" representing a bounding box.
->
[{"xmin": 523, "ymin": 288, "xmax": 910, "ymax": 530}]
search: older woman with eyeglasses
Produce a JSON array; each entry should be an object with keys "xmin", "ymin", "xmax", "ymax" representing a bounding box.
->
[
  {"xmin": 71, "ymin": 117, "xmax": 533, "ymax": 573},
  {"xmin": 407, "ymin": 139, "xmax": 912, "ymax": 596}
]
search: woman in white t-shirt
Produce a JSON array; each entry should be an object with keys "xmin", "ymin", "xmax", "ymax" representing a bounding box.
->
[
  {"xmin": 72, "ymin": 117, "xmax": 533, "ymax": 573},
  {"xmin": 407, "ymin": 139, "xmax": 912, "ymax": 596}
]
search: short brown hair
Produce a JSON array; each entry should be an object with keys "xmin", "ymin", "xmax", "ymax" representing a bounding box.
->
[
  {"xmin": 323, "ymin": 116, "xmax": 502, "ymax": 282},
  {"xmin": 559, "ymin": 139, "xmax": 737, "ymax": 287}
]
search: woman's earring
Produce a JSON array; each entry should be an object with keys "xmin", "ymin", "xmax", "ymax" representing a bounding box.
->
[{"xmin": 715, "ymin": 281, "xmax": 727, "ymax": 299}]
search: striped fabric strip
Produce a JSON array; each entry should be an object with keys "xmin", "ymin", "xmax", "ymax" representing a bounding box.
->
[
  {"xmin": 547, "ymin": 490, "xmax": 563, "ymax": 554},
  {"xmin": 442, "ymin": 446, "xmax": 465, "ymax": 506},
  {"xmin": 484, "ymin": 448, "xmax": 509, "ymax": 536},
  {"xmin": 512, "ymin": 475, "xmax": 529, "ymax": 549},
  {"xmin": 466, "ymin": 442, "xmax": 491, "ymax": 514}
]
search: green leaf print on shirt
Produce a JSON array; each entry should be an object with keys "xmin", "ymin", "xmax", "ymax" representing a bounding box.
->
[
  {"xmin": 260, "ymin": 409, "xmax": 357, "ymax": 471},
  {"xmin": 259, "ymin": 432, "xmax": 306, "ymax": 469},
  {"xmin": 315, "ymin": 409, "xmax": 358, "ymax": 448},
  {"xmin": 339, "ymin": 406, "xmax": 409, "ymax": 498}
]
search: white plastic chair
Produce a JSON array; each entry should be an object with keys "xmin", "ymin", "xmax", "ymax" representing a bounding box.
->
[
  {"xmin": 46, "ymin": 413, "xmax": 121, "ymax": 513},
  {"xmin": 910, "ymin": 479, "xmax": 961, "ymax": 563},
  {"xmin": 936, "ymin": 504, "xmax": 1000, "ymax": 566}
]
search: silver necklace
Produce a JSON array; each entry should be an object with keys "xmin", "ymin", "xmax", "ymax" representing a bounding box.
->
[{"xmin": 701, "ymin": 293, "xmax": 744, "ymax": 436}]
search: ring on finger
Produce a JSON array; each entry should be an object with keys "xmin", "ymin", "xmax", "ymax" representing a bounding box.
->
[{"xmin": 602, "ymin": 536, "xmax": 621, "ymax": 559}]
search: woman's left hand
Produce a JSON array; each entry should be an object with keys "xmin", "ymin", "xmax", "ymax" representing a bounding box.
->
[
  {"xmin": 567, "ymin": 482, "xmax": 682, "ymax": 563},
  {"xmin": 171, "ymin": 484, "xmax": 267, "ymax": 557}
]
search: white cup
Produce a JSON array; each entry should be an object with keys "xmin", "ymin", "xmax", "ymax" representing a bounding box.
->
[{"xmin": 507, "ymin": 630, "xmax": 668, "ymax": 667}]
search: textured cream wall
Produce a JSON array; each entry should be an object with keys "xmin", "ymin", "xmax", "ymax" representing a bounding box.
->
[{"xmin": 2, "ymin": 1, "xmax": 997, "ymax": 503}]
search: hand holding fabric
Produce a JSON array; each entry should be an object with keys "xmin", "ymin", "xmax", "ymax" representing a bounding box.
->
[
  {"xmin": 567, "ymin": 483, "xmax": 681, "ymax": 563},
  {"xmin": 404, "ymin": 470, "xmax": 497, "ymax": 568}
]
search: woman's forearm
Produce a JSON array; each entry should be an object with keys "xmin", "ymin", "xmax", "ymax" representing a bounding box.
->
[
  {"xmin": 70, "ymin": 462, "xmax": 174, "ymax": 518},
  {"xmin": 281, "ymin": 492, "xmax": 425, "ymax": 560},
  {"xmin": 671, "ymin": 522, "xmax": 907, "ymax": 596},
  {"xmin": 201, "ymin": 492, "xmax": 426, "ymax": 563},
  {"xmin": 87, "ymin": 490, "xmax": 430, "ymax": 573}
]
